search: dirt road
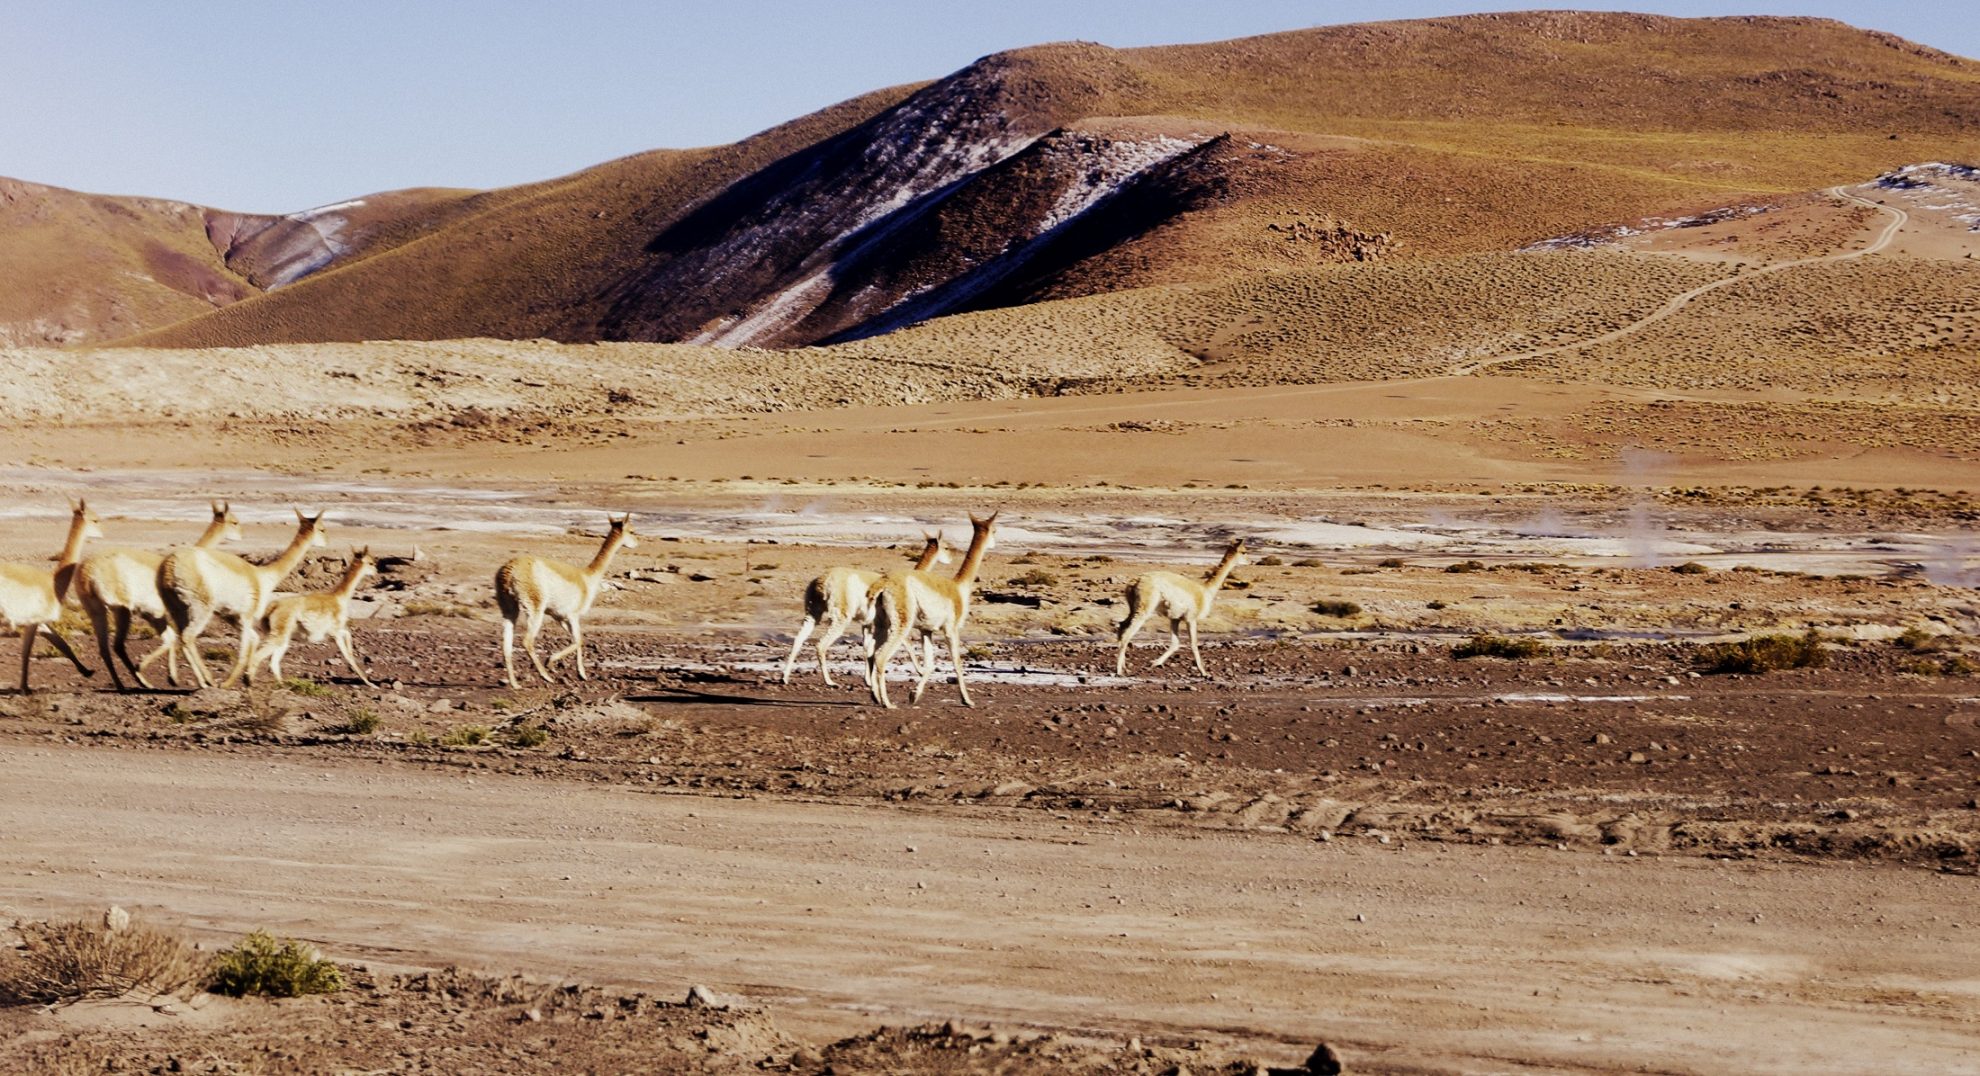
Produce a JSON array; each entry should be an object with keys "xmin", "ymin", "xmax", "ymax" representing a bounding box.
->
[{"xmin": 4, "ymin": 744, "xmax": 1976, "ymax": 1073}]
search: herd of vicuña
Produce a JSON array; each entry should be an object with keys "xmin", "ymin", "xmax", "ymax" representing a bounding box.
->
[{"xmin": 1, "ymin": 503, "xmax": 1249, "ymax": 703}]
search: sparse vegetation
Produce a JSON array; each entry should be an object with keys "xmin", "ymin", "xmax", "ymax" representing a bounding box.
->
[
  {"xmin": 1454, "ymin": 633, "xmax": 1546, "ymax": 659},
  {"xmin": 1255, "ymin": 555, "xmax": 1284, "ymax": 566},
  {"xmin": 1311, "ymin": 599, "xmax": 1362, "ymax": 618},
  {"xmin": 1377, "ymin": 558, "xmax": 1406, "ymax": 569},
  {"xmin": 1695, "ymin": 630, "xmax": 1828, "ymax": 674},
  {"xmin": 1671, "ymin": 562, "xmax": 1710, "ymax": 575},
  {"xmin": 440, "ymin": 724, "xmax": 492, "ymax": 747},
  {"xmin": 1445, "ymin": 560, "xmax": 1486, "ymax": 574},
  {"xmin": 281, "ymin": 677, "xmax": 335, "ymax": 698},
  {"xmin": 338, "ymin": 709, "xmax": 382, "ymax": 735},
  {"xmin": 1009, "ymin": 569, "xmax": 1058, "ymax": 588},
  {"xmin": 206, "ymin": 930, "xmax": 343, "ymax": 998},
  {"xmin": 0, "ymin": 916, "xmax": 208, "ymax": 1005},
  {"xmin": 504, "ymin": 724, "xmax": 551, "ymax": 748}
]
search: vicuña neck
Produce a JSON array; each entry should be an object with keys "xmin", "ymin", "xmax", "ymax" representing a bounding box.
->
[
  {"xmin": 585, "ymin": 532, "xmax": 628, "ymax": 579},
  {"xmin": 194, "ymin": 514, "xmax": 231, "ymax": 547},
  {"xmin": 333, "ymin": 561, "xmax": 370, "ymax": 598},
  {"xmin": 953, "ymin": 524, "xmax": 994, "ymax": 585},
  {"xmin": 1204, "ymin": 549, "xmax": 1242, "ymax": 591},
  {"xmin": 265, "ymin": 523, "xmax": 320, "ymax": 580},
  {"xmin": 912, "ymin": 539, "xmax": 944, "ymax": 571},
  {"xmin": 57, "ymin": 513, "xmax": 92, "ymax": 570}
]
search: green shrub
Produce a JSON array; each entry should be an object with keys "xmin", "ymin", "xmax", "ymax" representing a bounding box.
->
[
  {"xmin": 338, "ymin": 709, "xmax": 381, "ymax": 735},
  {"xmin": 504, "ymin": 724, "xmax": 551, "ymax": 748},
  {"xmin": 440, "ymin": 724, "xmax": 491, "ymax": 747},
  {"xmin": 1453, "ymin": 633, "xmax": 1545, "ymax": 660},
  {"xmin": 281, "ymin": 677, "xmax": 334, "ymax": 698},
  {"xmin": 206, "ymin": 931, "xmax": 342, "ymax": 998},
  {"xmin": 1695, "ymin": 630, "xmax": 1828, "ymax": 674},
  {"xmin": 1312, "ymin": 599, "xmax": 1363, "ymax": 618}
]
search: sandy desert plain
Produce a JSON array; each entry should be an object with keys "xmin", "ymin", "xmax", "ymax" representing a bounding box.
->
[{"xmin": 5, "ymin": 14, "xmax": 1980, "ymax": 1075}]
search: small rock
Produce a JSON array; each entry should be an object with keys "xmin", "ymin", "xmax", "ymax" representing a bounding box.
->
[
  {"xmin": 522, "ymin": 1008, "xmax": 543, "ymax": 1023},
  {"xmin": 1627, "ymin": 751, "xmax": 1649, "ymax": 764},
  {"xmin": 1592, "ymin": 733, "xmax": 1612, "ymax": 745},
  {"xmin": 103, "ymin": 905, "xmax": 130, "ymax": 933},
  {"xmin": 685, "ymin": 984, "xmax": 721, "ymax": 1009}
]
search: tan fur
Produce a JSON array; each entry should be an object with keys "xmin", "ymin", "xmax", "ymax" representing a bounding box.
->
[
  {"xmin": 250, "ymin": 547, "xmax": 377, "ymax": 687},
  {"xmin": 1115, "ymin": 539, "xmax": 1246, "ymax": 676},
  {"xmin": 158, "ymin": 510, "xmax": 329, "ymax": 689},
  {"xmin": 495, "ymin": 514, "xmax": 638, "ymax": 688},
  {"xmin": 867, "ymin": 511, "xmax": 999, "ymax": 709},
  {"xmin": 0, "ymin": 501, "xmax": 102, "ymax": 692},
  {"xmin": 75, "ymin": 501, "xmax": 240, "ymax": 692},
  {"xmin": 781, "ymin": 532, "xmax": 951, "ymax": 687}
]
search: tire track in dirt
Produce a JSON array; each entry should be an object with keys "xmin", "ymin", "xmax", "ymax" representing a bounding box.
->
[{"xmin": 1449, "ymin": 186, "xmax": 1909, "ymax": 376}]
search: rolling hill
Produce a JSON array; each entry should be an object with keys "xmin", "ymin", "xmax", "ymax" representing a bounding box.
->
[{"xmin": 6, "ymin": 11, "xmax": 1977, "ymax": 351}]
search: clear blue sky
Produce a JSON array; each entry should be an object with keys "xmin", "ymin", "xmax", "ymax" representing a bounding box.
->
[{"xmin": 5, "ymin": 1, "xmax": 1974, "ymax": 213}]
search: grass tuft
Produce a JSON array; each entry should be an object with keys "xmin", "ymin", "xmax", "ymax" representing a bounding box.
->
[
  {"xmin": 281, "ymin": 677, "xmax": 335, "ymax": 698},
  {"xmin": 337, "ymin": 709, "xmax": 382, "ymax": 735}
]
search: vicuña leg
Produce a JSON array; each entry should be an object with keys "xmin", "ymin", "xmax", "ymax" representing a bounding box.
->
[
  {"xmin": 1150, "ymin": 618, "xmax": 1185, "ymax": 668},
  {"xmin": 522, "ymin": 611, "xmax": 555, "ymax": 684},
  {"xmin": 812, "ymin": 616, "xmax": 852, "ymax": 687},
  {"xmin": 500, "ymin": 618, "xmax": 521, "ymax": 689},
  {"xmin": 1187, "ymin": 619, "xmax": 1207, "ymax": 675},
  {"xmin": 781, "ymin": 615, "xmax": 819, "ymax": 685},
  {"xmin": 218, "ymin": 620, "xmax": 261, "ymax": 688},
  {"xmin": 1115, "ymin": 608, "xmax": 1156, "ymax": 675},
  {"xmin": 175, "ymin": 607, "xmax": 217, "ymax": 689},
  {"xmin": 336, "ymin": 628, "xmax": 376, "ymax": 688},
  {"xmin": 546, "ymin": 617, "xmax": 588, "ymax": 681}
]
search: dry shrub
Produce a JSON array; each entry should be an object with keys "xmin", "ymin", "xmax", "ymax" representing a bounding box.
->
[
  {"xmin": 1312, "ymin": 599, "xmax": 1363, "ymax": 618},
  {"xmin": 1454, "ymin": 633, "xmax": 1546, "ymax": 659},
  {"xmin": 1695, "ymin": 630, "xmax": 1827, "ymax": 674},
  {"xmin": 0, "ymin": 917, "xmax": 208, "ymax": 1005}
]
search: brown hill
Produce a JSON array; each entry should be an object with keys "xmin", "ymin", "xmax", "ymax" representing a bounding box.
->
[{"xmin": 18, "ymin": 11, "xmax": 1980, "ymax": 350}]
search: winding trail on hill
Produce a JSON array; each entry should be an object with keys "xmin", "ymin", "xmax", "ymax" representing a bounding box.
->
[
  {"xmin": 1448, "ymin": 186, "xmax": 1909, "ymax": 377},
  {"xmin": 4, "ymin": 744, "xmax": 1979, "ymax": 1073}
]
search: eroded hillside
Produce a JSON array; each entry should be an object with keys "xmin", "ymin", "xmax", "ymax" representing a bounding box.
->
[{"xmin": 6, "ymin": 11, "xmax": 1971, "ymax": 351}]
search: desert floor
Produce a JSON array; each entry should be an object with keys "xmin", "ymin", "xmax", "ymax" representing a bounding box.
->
[{"xmin": 1, "ymin": 463, "xmax": 1976, "ymax": 1073}]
